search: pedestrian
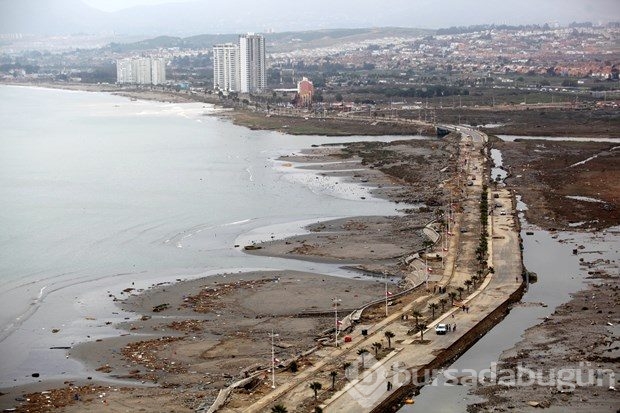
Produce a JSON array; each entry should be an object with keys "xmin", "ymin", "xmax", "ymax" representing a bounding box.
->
[
  {"xmin": 434, "ymin": 285, "xmax": 437, "ymax": 293},
  {"xmin": 466, "ymin": 306, "xmax": 469, "ymax": 313},
  {"xmin": 454, "ymin": 323, "xmax": 457, "ymax": 332},
  {"xmin": 447, "ymin": 324, "xmax": 451, "ymax": 332}
]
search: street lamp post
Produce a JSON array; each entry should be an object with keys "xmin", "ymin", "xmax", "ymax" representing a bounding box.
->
[
  {"xmin": 384, "ymin": 272, "xmax": 389, "ymax": 317},
  {"xmin": 269, "ymin": 330, "xmax": 279, "ymax": 389},
  {"xmin": 333, "ymin": 297, "xmax": 341, "ymax": 347}
]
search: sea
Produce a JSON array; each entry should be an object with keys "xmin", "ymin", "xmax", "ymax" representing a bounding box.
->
[{"xmin": 0, "ymin": 85, "xmax": 417, "ymax": 387}]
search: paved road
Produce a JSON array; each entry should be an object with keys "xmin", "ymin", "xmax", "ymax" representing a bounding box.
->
[{"xmin": 322, "ymin": 129, "xmax": 522, "ymax": 412}]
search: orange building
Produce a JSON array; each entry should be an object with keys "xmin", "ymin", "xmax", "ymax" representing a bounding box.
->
[{"xmin": 296, "ymin": 77, "xmax": 314, "ymax": 107}]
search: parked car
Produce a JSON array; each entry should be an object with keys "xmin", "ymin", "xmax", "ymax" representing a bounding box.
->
[
  {"xmin": 500, "ymin": 210, "xmax": 507, "ymax": 215},
  {"xmin": 435, "ymin": 324, "xmax": 447, "ymax": 335}
]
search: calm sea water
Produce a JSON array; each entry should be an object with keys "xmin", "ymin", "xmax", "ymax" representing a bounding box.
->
[{"xmin": 0, "ymin": 85, "xmax": 417, "ymax": 386}]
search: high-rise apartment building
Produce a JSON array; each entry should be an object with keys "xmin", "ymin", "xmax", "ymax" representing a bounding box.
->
[
  {"xmin": 116, "ymin": 57, "xmax": 166, "ymax": 85},
  {"xmin": 116, "ymin": 58, "xmax": 135, "ymax": 84},
  {"xmin": 150, "ymin": 58, "xmax": 166, "ymax": 85},
  {"xmin": 212, "ymin": 43, "xmax": 239, "ymax": 92},
  {"xmin": 213, "ymin": 33, "xmax": 266, "ymax": 94},
  {"xmin": 239, "ymin": 33, "xmax": 266, "ymax": 93}
]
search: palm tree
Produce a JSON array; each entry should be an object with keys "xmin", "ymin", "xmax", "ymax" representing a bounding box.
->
[
  {"xmin": 464, "ymin": 279, "xmax": 473, "ymax": 292},
  {"xmin": 429, "ymin": 302, "xmax": 439, "ymax": 319},
  {"xmin": 309, "ymin": 382, "xmax": 322, "ymax": 402},
  {"xmin": 384, "ymin": 331, "xmax": 395, "ymax": 349},
  {"xmin": 439, "ymin": 298, "xmax": 448, "ymax": 313},
  {"xmin": 357, "ymin": 348, "xmax": 369, "ymax": 369},
  {"xmin": 330, "ymin": 371, "xmax": 337, "ymax": 390},
  {"xmin": 449, "ymin": 291, "xmax": 458, "ymax": 306},
  {"xmin": 457, "ymin": 286, "xmax": 465, "ymax": 300},
  {"xmin": 411, "ymin": 310, "xmax": 422, "ymax": 327},
  {"xmin": 271, "ymin": 405, "xmax": 288, "ymax": 413},
  {"xmin": 343, "ymin": 361, "xmax": 351, "ymax": 374},
  {"xmin": 418, "ymin": 323, "xmax": 427, "ymax": 341},
  {"xmin": 371, "ymin": 342, "xmax": 382, "ymax": 357}
]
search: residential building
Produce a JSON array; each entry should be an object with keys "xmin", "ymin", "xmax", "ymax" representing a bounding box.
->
[
  {"xmin": 116, "ymin": 58, "xmax": 135, "ymax": 84},
  {"xmin": 116, "ymin": 57, "xmax": 166, "ymax": 85},
  {"xmin": 239, "ymin": 33, "xmax": 266, "ymax": 93},
  {"xmin": 150, "ymin": 58, "xmax": 166, "ymax": 85},
  {"xmin": 296, "ymin": 77, "xmax": 314, "ymax": 107},
  {"xmin": 212, "ymin": 43, "xmax": 240, "ymax": 92}
]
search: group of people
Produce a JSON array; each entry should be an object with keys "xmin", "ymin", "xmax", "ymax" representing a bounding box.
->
[{"xmin": 447, "ymin": 323, "xmax": 457, "ymax": 332}]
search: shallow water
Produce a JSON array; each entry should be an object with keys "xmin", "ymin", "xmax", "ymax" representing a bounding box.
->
[
  {"xmin": 489, "ymin": 148, "xmax": 507, "ymax": 183},
  {"xmin": 0, "ymin": 85, "xmax": 428, "ymax": 387},
  {"xmin": 497, "ymin": 135, "xmax": 619, "ymax": 142}
]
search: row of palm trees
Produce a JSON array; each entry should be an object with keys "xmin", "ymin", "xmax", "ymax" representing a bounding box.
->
[
  {"xmin": 272, "ymin": 331, "xmax": 399, "ymax": 411},
  {"xmin": 271, "ymin": 275, "xmax": 493, "ymax": 412}
]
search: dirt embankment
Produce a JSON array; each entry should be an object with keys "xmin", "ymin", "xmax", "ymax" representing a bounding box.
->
[{"xmin": 492, "ymin": 138, "xmax": 620, "ymax": 231}]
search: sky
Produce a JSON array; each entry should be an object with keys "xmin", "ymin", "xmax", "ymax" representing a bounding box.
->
[
  {"xmin": 80, "ymin": 0, "xmax": 620, "ymax": 23},
  {"xmin": 1, "ymin": 0, "xmax": 619, "ymax": 37},
  {"xmin": 81, "ymin": 0, "xmax": 191, "ymax": 12}
]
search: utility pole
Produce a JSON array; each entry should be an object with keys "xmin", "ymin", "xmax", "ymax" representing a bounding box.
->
[
  {"xmin": 384, "ymin": 272, "xmax": 389, "ymax": 316},
  {"xmin": 269, "ymin": 330, "xmax": 279, "ymax": 389},
  {"xmin": 333, "ymin": 297, "xmax": 341, "ymax": 347}
]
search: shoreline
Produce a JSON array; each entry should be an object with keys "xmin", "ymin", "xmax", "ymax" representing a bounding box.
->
[{"xmin": 5, "ymin": 80, "xmax": 618, "ymax": 139}]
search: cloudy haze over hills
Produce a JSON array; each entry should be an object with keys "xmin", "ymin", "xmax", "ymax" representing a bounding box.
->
[{"xmin": 0, "ymin": 0, "xmax": 618, "ymax": 36}]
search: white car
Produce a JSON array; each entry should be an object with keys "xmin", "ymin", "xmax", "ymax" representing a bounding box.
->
[
  {"xmin": 435, "ymin": 324, "xmax": 447, "ymax": 335},
  {"xmin": 500, "ymin": 210, "xmax": 507, "ymax": 215}
]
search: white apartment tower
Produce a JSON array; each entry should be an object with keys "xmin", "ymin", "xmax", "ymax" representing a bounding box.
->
[
  {"xmin": 116, "ymin": 58, "xmax": 135, "ymax": 84},
  {"xmin": 212, "ymin": 43, "xmax": 239, "ymax": 92},
  {"xmin": 116, "ymin": 57, "xmax": 166, "ymax": 85},
  {"xmin": 150, "ymin": 58, "xmax": 166, "ymax": 85},
  {"xmin": 239, "ymin": 33, "xmax": 266, "ymax": 93}
]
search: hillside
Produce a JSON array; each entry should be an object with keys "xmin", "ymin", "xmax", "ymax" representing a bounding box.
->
[{"xmin": 109, "ymin": 27, "xmax": 434, "ymax": 53}]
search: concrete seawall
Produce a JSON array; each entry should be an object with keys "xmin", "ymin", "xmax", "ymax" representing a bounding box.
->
[{"xmin": 370, "ymin": 283, "xmax": 525, "ymax": 412}]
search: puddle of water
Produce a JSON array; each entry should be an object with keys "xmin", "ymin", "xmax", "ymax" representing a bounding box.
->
[
  {"xmin": 490, "ymin": 148, "xmax": 507, "ymax": 183},
  {"xmin": 565, "ymin": 195, "xmax": 606, "ymax": 204},
  {"xmin": 497, "ymin": 135, "xmax": 620, "ymax": 143}
]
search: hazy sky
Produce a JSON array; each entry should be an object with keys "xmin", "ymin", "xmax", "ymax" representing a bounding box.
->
[
  {"xmin": 81, "ymin": 0, "xmax": 620, "ymax": 25},
  {"xmin": 2, "ymin": 0, "xmax": 619, "ymax": 37},
  {"xmin": 82, "ymin": 0, "xmax": 191, "ymax": 12}
]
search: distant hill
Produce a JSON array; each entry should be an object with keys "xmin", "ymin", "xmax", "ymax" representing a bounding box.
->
[
  {"xmin": 2, "ymin": 0, "xmax": 613, "ymax": 38},
  {"xmin": 0, "ymin": 0, "xmax": 437, "ymax": 38},
  {"xmin": 109, "ymin": 27, "xmax": 434, "ymax": 53}
]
